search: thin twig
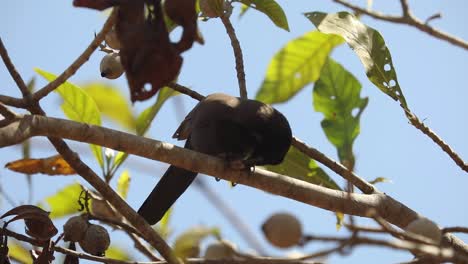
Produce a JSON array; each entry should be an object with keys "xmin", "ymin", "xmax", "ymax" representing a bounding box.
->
[
  {"xmin": 406, "ymin": 111, "xmax": 468, "ymax": 172},
  {"xmin": 88, "ymin": 214, "xmax": 144, "ymax": 238},
  {"xmin": 399, "ymin": 0, "xmax": 410, "ymax": 17},
  {"xmin": 128, "ymin": 232, "xmax": 160, "ymax": 261},
  {"xmin": 442, "ymin": 227, "xmax": 468, "ymax": 234},
  {"xmin": 0, "ymin": 95, "xmax": 26, "ymax": 108},
  {"xmin": 167, "ymin": 83, "xmax": 205, "ymax": 101},
  {"xmin": 220, "ymin": 13, "xmax": 248, "ymax": 99},
  {"xmin": 32, "ymin": 8, "xmax": 118, "ymax": 101},
  {"xmin": 0, "ymin": 103, "xmax": 16, "ymax": 120},
  {"xmin": 0, "ymin": 38, "xmax": 30, "ymax": 98},
  {"xmin": 292, "ymin": 137, "xmax": 376, "ymax": 194},
  {"xmin": 332, "ymin": 0, "xmax": 468, "ymax": 50}
]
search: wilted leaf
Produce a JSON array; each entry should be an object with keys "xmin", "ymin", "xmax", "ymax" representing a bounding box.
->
[
  {"xmin": 173, "ymin": 226, "xmax": 220, "ymax": 259},
  {"xmin": 105, "ymin": 246, "xmax": 132, "ymax": 260},
  {"xmin": 369, "ymin": 177, "xmax": 392, "ymax": 185},
  {"xmin": 82, "ymin": 82, "xmax": 135, "ymax": 130},
  {"xmin": 40, "ymin": 183, "xmax": 83, "ymax": 218},
  {"xmin": 234, "ymin": 0, "xmax": 289, "ymax": 31},
  {"xmin": 136, "ymin": 87, "xmax": 178, "ymax": 135},
  {"xmin": 313, "ymin": 59, "xmax": 368, "ymax": 169},
  {"xmin": 117, "ymin": 170, "xmax": 130, "ymax": 199},
  {"xmin": 8, "ymin": 242, "xmax": 32, "ymax": 264},
  {"xmin": 305, "ymin": 12, "xmax": 407, "ymax": 108},
  {"xmin": 256, "ymin": 31, "xmax": 343, "ymax": 104},
  {"xmin": 1, "ymin": 205, "xmax": 57, "ymax": 241},
  {"xmin": 35, "ymin": 68, "xmax": 104, "ymax": 167},
  {"xmin": 5, "ymin": 155, "xmax": 76, "ymax": 176},
  {"xmin": 264, "ymin": 146, "xmax": 340, "ymax": 190}
]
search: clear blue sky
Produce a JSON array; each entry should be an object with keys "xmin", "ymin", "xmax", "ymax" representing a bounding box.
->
[{"xmin": 1, "ymin": 0, "xmax": 468, "ymax": 262}]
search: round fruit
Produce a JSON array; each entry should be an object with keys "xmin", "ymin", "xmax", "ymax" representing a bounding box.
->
[
  {"xmin": 405, "ymin": 217, "xmax": 442, "ymax": 244},
  {"xmin": 79, "ymin": 224, "xmax": 110, "ymax": 256},
  {"xmin": 105, "ymin": 27, "xmax": 121, "ymax": 49},
  {"xmin": 204, "ymin": 240, "xmax": 236, "ymax": 259},
  {"xmin": 100, "ymin": 53, "xmax": 124, "ymax": 79},
  {"xmin": 63, "ymin": 215, "xmax": 89, "ymax": 242},
  {"xmin": 261, "ymin": 212, "xmax": 302, "ymax": 248}
]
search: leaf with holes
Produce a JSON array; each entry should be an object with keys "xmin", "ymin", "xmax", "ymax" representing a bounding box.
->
[
  {"xmin": 256, "ymin": 31, "xmax": 343, "ymax": 104},
  {"xmin": 264, "ymin": 146, "xmax": 340, "ymax": 189},
  {"xmin": 39, "ymin": 183, "xmax": 83, "ymax": 218},
  {"xmin": 82, "ymin": 82, "xmax": 136, "ymax": 130},
  {"xmin": 35, "ymin": 68, "xmax": 104, "ymax": 167},
  {"xmin": 305, "ymin": 12, "xmax": 407, "ymax": 108},
  {"xmin": 313, "ymin": 59, "xmax": 368, "ymax": 169},
  {"xmin": 234, "ymin": 0, "xmax": 289, "ymax": 31}
]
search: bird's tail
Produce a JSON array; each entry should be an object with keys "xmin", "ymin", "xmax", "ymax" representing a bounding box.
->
[{"xmin": 138, "ymin": 165, "xmax": 197, "ymax": 225}]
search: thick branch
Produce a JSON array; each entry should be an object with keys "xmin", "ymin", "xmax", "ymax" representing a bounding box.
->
[{"xmin": 2, "ymin": 116, "xmax": 468, "ymax": 254}]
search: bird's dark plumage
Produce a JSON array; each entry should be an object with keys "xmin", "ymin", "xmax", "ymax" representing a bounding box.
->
[{"xmin": 137, "ymin": 93, "xmax": 292, "ymax": 224}]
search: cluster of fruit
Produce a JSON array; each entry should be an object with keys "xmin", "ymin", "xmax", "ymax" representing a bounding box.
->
[{"xmin": 63, "ymin": 215, "xmax": 110, "ymax": 256}]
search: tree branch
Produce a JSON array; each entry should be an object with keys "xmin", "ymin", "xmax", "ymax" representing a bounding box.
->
[
  {"xmin": 0, "ymin": 38, "xmax": 30, "ymax": 98},
  {"xmin": 332, "ymin": 0, "xmax": 468, "ymax": 50},
  {"xmin": 220, "ymin": 13, "xmax": 248, "ymax": 99}
]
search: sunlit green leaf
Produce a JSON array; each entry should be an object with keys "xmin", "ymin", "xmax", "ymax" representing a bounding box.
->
[
  {"xmin": 173, "ymin": 226, "xmax": 220, "ymax": 259},
  {"xmin": 82, "ymin": 82, "xmax": 135, "ymax": 130},
  {"xmin": 136, "ymin": 87, "xmax": 178, "ymax": 136},
  {"xmin": 336, "ymin": 211, "xmax": 344, "ymax": 230},
  {"xmin": 40, "ymin": 183, "xmax": 83, "ymax": 218},
  {"xmin": 35, "ymin": 68, "xmax": 104, "ymax": 167},
  {"xmin": 305, "ymin": 12, "xmax": 407, "ymax": 108},
  {"xmin": 9, "ymin": 241, "xmax": 32, "ymax": 264},
  {"xmin": 117, "ymin": 170, "xmax": 130, "ymax": 199},
  {"xmin": 256, "ymin": 31, "xmax": 343, "ymax": 104},
  {"xmin": 155, "ymin": 208, "xmax": 173, "ymax": 240},
  {"xmin": 234, "ymin": 0, "xmax": 289, "ymax": 31},
  {"xmin": 264, "ymin": 146, "xmax": 340, "ymax": 190},
  {"xmin": 313, "ymin": 59, "xmax": 368, "ymax": 169},
  {"xmin": 369, "ymin": 177, "xmax": 392, "ymax": 185},
  {"xmin": 106, "ymin": 246, "xmax": 132, "ymax": 260}
]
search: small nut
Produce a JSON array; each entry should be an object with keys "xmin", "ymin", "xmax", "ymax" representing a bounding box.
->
[
  {"xmin": 204, "ymin": 240, "xmax": 236, "ymax": 259},
  {"xmin": 100, "ymin": 53, "xmax": 124, "ymax": 79},
  {"xmin": 79, "ymin": 224, "xmax": 110, "ymax": 256},
  {"xmin": 63, "ymin": 215, "xmax": 89, "ymax": 242},
  {"xmin": 262, "ymin": 212, "xmax": 302, "ymax": 248}
]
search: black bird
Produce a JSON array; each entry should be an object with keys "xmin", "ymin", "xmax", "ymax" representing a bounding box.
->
[{"xmin": 137, "ymin": 93, "xmax": 292, "ymax": 224}]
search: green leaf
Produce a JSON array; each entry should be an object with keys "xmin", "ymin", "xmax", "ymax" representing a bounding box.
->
[
  {"xmin": 40, "ymin": 183, "xmax": 83, "ymax": 218},
  {"xmin": 234, "ymin": 0, "xmax": 289, "ymax": 31},
  {"xmin": 336, "ymin": 211, "xmax": 344, "ymax": 230},
  {"xmin": 9, "ymin": 241, "xmax": 32, "ymax": 264},
  {"xmin": 117, "ymin": 170, "xmax": 130, "ymax": 199},
  {"xmin": 313, "ymin": 59, "xmax": 368, "ymax": 168},
  {"xmin": 264, "ymin": 146, "xmax": 340, "ymax": 190},
  {"xmin": 173, "ymin": 226, "xmax": 220, "ymax": 259},
  {"xmin": 305, "ymin": 12, "xmax": 407, "ymax": 108},
  {"xmin": 136, "ymin": 87, "xmax": 178, "ymax": 136},
  {"xmin": 255, "ymin": 31, "xmax": 343, "ymax": 104},
  {"xmin": 82, "ymin": 82, "xmax": 135, "ymax": 130},
  {"xmin": 35, "ymin": 68, "xmax": 104, "ymax": 167},
  {"xmin": 369, "ymin": 176, "xmax": 392, "ymax": 185},
  {"xmin": 106, "ymin": 246, "xmax": 132, "ymax": 260},
  {"xmin": 156, "ymin": 208, "xmax": 173, "ymax": 240}
]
